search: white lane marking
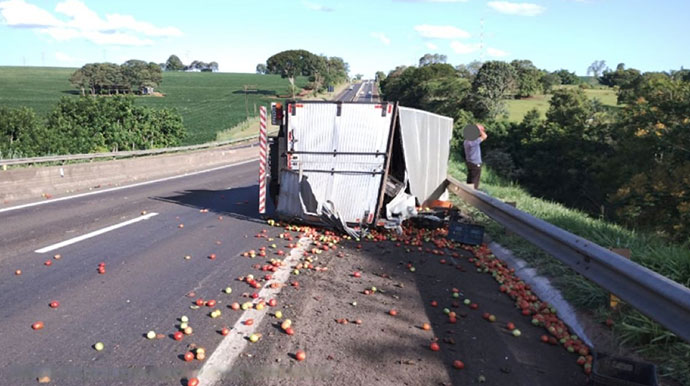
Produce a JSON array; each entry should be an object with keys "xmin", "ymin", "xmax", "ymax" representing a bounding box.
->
[
  {"xmin": 34, "ymin": 212, "xmax": 159, "ymax": 253},
  {"xmin": 0, "ymin": 158, "xmax": 258, "ymax": 214},
  {"xmin": 197, "ymin": 235, "xmax": 311, "ymax": 385}
]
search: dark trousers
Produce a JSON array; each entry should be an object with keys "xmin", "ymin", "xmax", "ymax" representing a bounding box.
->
[{"xmin": 466, "ymin": 162, "xmax": 482, "ymax": 189}]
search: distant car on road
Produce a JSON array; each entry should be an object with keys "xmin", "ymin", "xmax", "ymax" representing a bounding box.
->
[
  {"xmin": 348, "ymin": 85, "xmax": 354, "ymax": 90},
  {"xmin": 367, "ymin": 91, "xmax": 372, "ymax": 96}
]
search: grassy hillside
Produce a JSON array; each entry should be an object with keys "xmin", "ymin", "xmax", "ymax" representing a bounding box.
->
[
  {"xmin": 0, "ymin": 66, "xmax": 307, "ymax": 145},
  {"xmin": 504, "ymin": 86, "xmax": 618, "ymax": 122}
]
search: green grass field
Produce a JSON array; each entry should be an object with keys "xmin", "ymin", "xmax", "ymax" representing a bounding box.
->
[
  {"xmin": 504, "ymin": 86, "xmax": 619, "ymax": 122},
  {"xmin": 0, "ymin": 66, "xmax": 308, "ymax": 145}
]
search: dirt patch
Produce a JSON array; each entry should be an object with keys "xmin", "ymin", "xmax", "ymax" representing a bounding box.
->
[{"xmin": 225, "ymin": 224, "xmax": 589, "ymax": 386}]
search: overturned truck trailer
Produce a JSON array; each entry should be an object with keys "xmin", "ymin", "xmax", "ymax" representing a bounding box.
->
[{"xmin": 267, "ymin": 101, "xmax": 452, "ymax": 233}]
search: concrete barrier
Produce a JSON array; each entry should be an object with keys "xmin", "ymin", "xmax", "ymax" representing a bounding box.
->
[{"xmin": 0, "ymin": 143, "xmax": 258, "ymax": 205}]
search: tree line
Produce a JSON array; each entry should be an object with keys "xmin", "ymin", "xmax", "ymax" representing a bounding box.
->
[
  {"xmin": 164, "ymin": 54, "xmax": 218, "ymax": 72},
  {"xmin": 380, "ymin": 56, "xmax": 690, "ymax": 242},
  {"xmin": 70, "ymin": 60, "xmax": 163, "ymax": 96},
  {"xmin": 256, "ymin": 49, "xmax": 349, "ymax": 97},
  {"xmin": 0, "ymin": 96, "xmax": 185, "ymax": 158}
]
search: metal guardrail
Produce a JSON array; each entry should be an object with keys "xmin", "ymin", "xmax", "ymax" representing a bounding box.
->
[
  {"xmin": 446, "ymin": 175, "xmax": 690, "ymax": 342},
  {"xmin": 0, "ymin": 133, "xmax": 265, "ymax": 168}
]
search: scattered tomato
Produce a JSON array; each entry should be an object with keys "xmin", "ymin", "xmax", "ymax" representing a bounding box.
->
[{"xmin": 295, "ymin": 350, "xmax": 306, "ymax": 361}]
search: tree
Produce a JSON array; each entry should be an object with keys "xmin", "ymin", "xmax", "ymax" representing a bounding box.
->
[
  {"xmin": 165, "ymin": 55, "xmax": 185, "ymax": 71},
  {"xmin": 611, "ymin": 75, "xmax": 690, "ymax": 240},
  {"xmin": 375, "ymin": 71, "xmax": 386, "ymax": 82},
  {"xmin": 511, "ymin": 59, "xmax": 542, "ymax": 98},
  {"xmin": 539, "ymin": 72, "xmax": 561, "ymax": 94},
  {"xmin": 553, "ymin": 69, "xmax": 579, "ymax": 85},
  {"xmin": 354, "ymin": 74, "xmax": 363, "ymax": 80},
  {"xmin": 266, "ymin": 49, "xmax": 322, "ymax": 97},
  {"xmin": 468, "ymin": 60, "xmax": 517, "ymax": 119},
  {"xmin": 324, "ymin": 56, "xmax": 349, "ymax": 85},
  {"xmin": 256, "ymin": 63, "xmax": 267, "ymax": 74},
  {"xmin": 419, "ymin": 53, "xmax": 447, "ymax": 67},
  {"xmin": 587, "ymin": 60, "xmax": 607, "ymax": 78},
  {"xmin": 121, "ymin": 60, "xmax": 162, "ymax": 92}
]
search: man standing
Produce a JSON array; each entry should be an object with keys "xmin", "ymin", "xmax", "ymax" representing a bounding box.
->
[{"xmin": 463, "ymin": 123, "xmax": 488, "ymax": 189}]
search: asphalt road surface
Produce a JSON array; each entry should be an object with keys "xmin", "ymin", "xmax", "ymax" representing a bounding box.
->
[
  {"xmin": 334, "ymin": 81, "xmax": 378, "ymax": 103},
  {"xmin": 0, "ymin": 159, "xmax": 274, "ymax": 385}
]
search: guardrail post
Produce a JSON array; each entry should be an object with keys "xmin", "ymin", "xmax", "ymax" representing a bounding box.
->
[
  {"xmin": 609, "ymin": 248, "xmax": 631, "ymax": 309},
  {"xmin": 505, "ymin": 201, "xmax": 516, "ymax": 236}
]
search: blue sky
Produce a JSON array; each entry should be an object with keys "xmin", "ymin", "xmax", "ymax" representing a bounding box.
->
[{"xmin": 0, "ymin": 0, "xmax": 687, "ymax": 77}]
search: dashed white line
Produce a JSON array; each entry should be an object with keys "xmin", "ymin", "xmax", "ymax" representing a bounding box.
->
[
  {"xmin": 0, "ymin": 158, "xmax": 257, "ymax": 214},
  {"xmin": 196, "ymin": 235, "xmax": 311, "ymax": 385},
  {"xmin": 34, "ymin": 212, "xmax": 159, "ymax": 253}
]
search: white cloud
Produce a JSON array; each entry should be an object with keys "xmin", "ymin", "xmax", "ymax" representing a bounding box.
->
[
  {"xmin": 487, "ymin": 47, "xmax": 509, "ymax": 57},
  {"xmin": 0, "ymin": 0, "xmax": 62, "ymax": 27},
  {"xmin": 450, "ymin": 41, "xmax": 481, "ymax": 54},
  {"xmin": 371, "ymin": 32, "xmax": 390, "ymax": 45},
  {"xmin": 104, "ymin": 14, "xmax": 182, "ymax": 37},
  {"xmin": 487, "ymin": 1, "xmax": 545, "ymax": 16},
  {"xmin": 425, "ymin": 42, "xmax": 438, "ymax": 50},
  {"xmin": 303, "ymin": 1, "xmax": 334, "ymax": 12},
  {"xmin": 0, "ymin": 0, "xmax": 181, "ymax": 46},
  {"xmin": 414, "ymin": 24, "xmax": 470, "ymax": 39}
]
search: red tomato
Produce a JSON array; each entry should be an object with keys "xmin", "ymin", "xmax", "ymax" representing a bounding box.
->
[
  {"xmin": 453, "ymin": 360, "xmax": 465, "ymax": 369},
  {"xmin": 184, "ymin": 352, "xmax": 194, "ymax": 362},
  {"xmin": 187, "ymin": 377, "xmax": 199, "ymax": 386},
  {"xmin": 295, "ymin": 350, "xmax": 306, "ymax": 361},
  {"xmin": 430, "ymin": 342, "xmax": 440, "ymax": 351}
]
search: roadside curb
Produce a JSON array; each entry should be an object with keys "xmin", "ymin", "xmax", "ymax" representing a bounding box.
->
[{"xmin": 489, "ymin": 241, "xmax": 593, "ymax": 347}]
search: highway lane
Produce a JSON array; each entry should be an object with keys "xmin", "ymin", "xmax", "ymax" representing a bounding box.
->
[
  {"xmin": 333, "ymin": 81, "xmax": 362, "ymax": 102},
  {"xmin": 0, "ymin": 159, "xmax": 292, "ymax": 385},
  {"xmin": 332, "ymin": 81, "xmax": 380, "ymax": 103}
]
